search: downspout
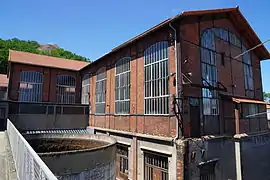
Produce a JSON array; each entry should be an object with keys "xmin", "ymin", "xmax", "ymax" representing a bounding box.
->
[{"xmin": 169, "ymin": 22, "xmax": 180, "ymax": 141}]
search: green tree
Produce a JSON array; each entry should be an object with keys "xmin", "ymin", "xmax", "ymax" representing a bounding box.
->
[
  {"xmin": 0, "ymin": 38, "xmax": 89, "ymax": 74},
  {"xmin": 263, "ymin": 92, "xmax": 270, "ymax": 102}
]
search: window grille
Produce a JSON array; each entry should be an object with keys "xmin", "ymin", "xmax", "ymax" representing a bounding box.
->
[
  {"xmin": 201, "ymin": 29, "xmax": 219, "ymax": 115},
  {"xmin": 19, "ymin": 71, "xmax": 43, "ymax": 102},
  {"xmin": 144, "ymin": 152, "xmax": 169, "ymax": 180},
  {"xmin": 95, "ymin": 71, "xmax": 106, "ymax": 114},
  {"xmin": 199, "ymin": 162, "xmax": 216, "ymax": 180},
  {"xmin": 115, "ymin": 57, "xmax": 130, "ymax": 114},
  {"xmin": 144, "ymin": 41, "xmax": 169, "ymax": 115},
  {"xmin": 81, "ymin": 74, "xmax": 90, "ymax": 104},
  {"xmin": 56, "ymin": 75, "xmax": 76, "ymax": 104},
  {"xmin": 116, "ymin": 145, "xmax": 129, "ymax": 175}
]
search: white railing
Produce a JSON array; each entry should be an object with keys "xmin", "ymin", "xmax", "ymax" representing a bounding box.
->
[{"xmin": 6, "ymin": 119, "xmax": 58, "ymax": 180}]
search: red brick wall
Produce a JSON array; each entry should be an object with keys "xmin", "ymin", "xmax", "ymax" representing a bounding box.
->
[
  {"xmin": 179, "ymin": 16, "xmax": 264, "ymax": 135},
  {"xmin": 8, "ymin": 63, "xmax": 81, "ymax": 103},
  {"xmin": 84, "ymin": 27, "xmax": 177, "ymax": 137},
  {"xmin": 84, "ymin": 16, "xmax": 264, "ymax": 138},
  {"xmin": 180, "ymin": 17, "xmax": 262, "ymax": 99}
]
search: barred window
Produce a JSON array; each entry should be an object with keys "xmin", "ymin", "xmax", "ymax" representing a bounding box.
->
[
  {"xmin": 81, "ymin": 74, "xmax": 90, "ymax": 104},
  {"xmin": 117, "ymin": 145, "xmax": 129, "ymax": 176},
  {"xmin": 19, "ymin": 71, "xmax": 43, "ymax": 102},
  {"xmin": 56, "ymin": 75, "xmax": 76, "ymax": 104},
  {"xmin": 242, "ymin": 46, "xmax": 254, "ymax": 94},
  {"xmin": 115, "ymin": 57, "xmax": 130, "ymax": 114},
  {"xmin": 200, "ymin": 163, "xmax": 216, "ymax": 180},
  {"xmin": 95, "ymin": 71, "xmax": 106, "ymax": 114},
  {"xmin": 144, "ymin": 41, "xmax": 169, "ymax": 115},
  {"xmin": 144, "ymin": 152, "xmax": 169, "ymax": 180},
  {"xmin": 201, "ymin": 29, "xmax": 219, "ymax": 115}
]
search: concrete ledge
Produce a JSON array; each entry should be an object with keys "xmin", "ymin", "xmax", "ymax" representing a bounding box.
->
[
  {"xmin": 4, "ymin": 132, "xmax": 17, "ymax": 180},
  {"xmin": 92, "ymin": 127, "xmax": 174, "ymax": 142}
]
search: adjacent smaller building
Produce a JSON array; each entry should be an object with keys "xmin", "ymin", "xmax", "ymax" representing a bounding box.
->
[{"xmin": 7, "ymin": 50, "xmax": 89, "ymax": 104}]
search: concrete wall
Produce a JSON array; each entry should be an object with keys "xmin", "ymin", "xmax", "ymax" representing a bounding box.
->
[
  {"xmin": 8, "ymin": 102, "xmax": 89, "ymax": 131},
  {"xmin": 240, "ymin": 132, "xmax": 270, "ymax": 180},
  {"xmin": 96, "ymin": 130, "xmax": 178, "ymax": 180},
  {"xmin": 9, "ymin": 114, "xmax": 88, "ymax": 131},
  {"xmin": 187, "ymin": 137, "xmax": 236, "ymax": 180},
  {"xmin": 25, "ymin": 133, "xmax": 117, "ymax": 180}
]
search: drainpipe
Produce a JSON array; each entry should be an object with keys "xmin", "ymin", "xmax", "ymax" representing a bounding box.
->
[{"xmin": 169, "ymin": 22, "xmax": 180, "ymax": 141}]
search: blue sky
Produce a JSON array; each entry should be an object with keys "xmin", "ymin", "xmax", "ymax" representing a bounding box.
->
[{"xmin": 1, "ymin": 0, "xmax": 270, "ymax": 91}]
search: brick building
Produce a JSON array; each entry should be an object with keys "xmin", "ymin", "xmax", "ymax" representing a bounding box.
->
[
  {"xmin": 3, "ymin": 7, "xmax": 270, "ymax": 180},
  {"xmin": 8, "ymin": 50, "xmax": 89, "ymax": 103},
  {"xmin": 80, "ymin": 7, "xmax": 270, "ymax": 180}
]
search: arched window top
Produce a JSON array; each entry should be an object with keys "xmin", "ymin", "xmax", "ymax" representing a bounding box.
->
[
  {"xmin": 115, "ymin": 57, "xmax": 130, "ymax": 75},
  {"xmin": 144, "ymin": 41, "xmax": 168, "ymax": 65},
  {"xmin": 57, "ymin": 75, "xmax": 76, "ymax": 86},
  {"xmin": 20, "ymin": 71, "xmax": 43, "ymax": 83},
  {"xmin": 201, "ymin": 28, "xmax": 242, "ymax": 49}
]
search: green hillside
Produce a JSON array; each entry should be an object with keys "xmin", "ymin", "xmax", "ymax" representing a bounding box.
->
[{"xmin": 0, "ymin": 38, "xmax": 88, "ymax": 74}]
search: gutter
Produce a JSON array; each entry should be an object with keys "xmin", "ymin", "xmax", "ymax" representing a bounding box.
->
[{"xmin": 169, "ymin": 22, "xmax": 180, "ymax": 141}]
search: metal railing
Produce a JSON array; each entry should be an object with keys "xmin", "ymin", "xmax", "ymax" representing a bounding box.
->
[{"xmin": 6, "ymin": 119, "xmax": 58, "ymax": 180}]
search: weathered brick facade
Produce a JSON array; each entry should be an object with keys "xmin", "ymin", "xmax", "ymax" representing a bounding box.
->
[
  {"xmin": 82, "ymin": 8, "xmax": 269, "ymax": 180},
  {"xmin": 8, "ymin": 63, "xmax": 82, "ymax": 103}
]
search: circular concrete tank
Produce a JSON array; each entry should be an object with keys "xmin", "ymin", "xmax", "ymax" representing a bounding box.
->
[{"xmin": 24, "ymin": 133, "xmax": 116, "ymax": 180}]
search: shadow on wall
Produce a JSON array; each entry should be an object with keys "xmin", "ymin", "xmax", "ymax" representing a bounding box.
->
[{"xmin": 7, "ymin": 101, "xmax": 89, "ymax": 131}]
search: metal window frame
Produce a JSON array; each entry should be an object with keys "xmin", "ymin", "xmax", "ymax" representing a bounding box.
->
[
  {"xmin": 115, "ymin": 57, "xmax": 131, "ymax": 115},
  {"xmin": 144, "ymin": 41, "xmax": 170, "ymax": 115},
  {"xmin": 143, "ymin": 151, "xmax": 169, "ymax": 180},
  {"xmin": 81, "ymin": 74, "xmax": 90, "ymax": 104},
  {"xmin": 56, "ymin": 74, "xmax": 76, "ymax": 104},
  {"xmin": 95, "ymin": 71, "xmax": 107, "ymax": 114},
  {"xmin": 19, "ymin": 71, "xmax": 44, "ymax": 102},
  {"xmin": 116, "ymin": 144, "xmax": 129, "ymax": 175},
  {"xmin": 201, "ymin": 29, "xmax": 220, "ymax": 116}
]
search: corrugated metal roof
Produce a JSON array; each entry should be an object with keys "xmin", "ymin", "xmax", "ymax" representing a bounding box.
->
[{"xmin": 24, "ymin": 129, "xmax": 91, "ymax": 134}]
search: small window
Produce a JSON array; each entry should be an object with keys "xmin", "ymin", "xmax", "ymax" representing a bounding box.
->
[
  {"xmin": 95, "ymin": 70, "xmax": 106, "ymax": 114},
  {"xmin": 56, "ymin": 75, "xmax": 76, "ymax": 104},
  {"xmin": 19, "ymin": 71, "xmax": 43, "ymax": 102},
  {"xmin": 117, "ymin": 145, "xmax": 129, "ymax": 176},
  {"xmin": 144, "ymin": 151, "xmax": 169, "ymax": 180},
  {"xmin": 200, "ymin": 163, "xmax": 216, "ymax": 180}
]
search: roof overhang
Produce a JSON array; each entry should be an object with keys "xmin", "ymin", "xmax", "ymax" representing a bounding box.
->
[{"xmin": 232, "ymin": 97, "xmax": 270, "ymax": 105}]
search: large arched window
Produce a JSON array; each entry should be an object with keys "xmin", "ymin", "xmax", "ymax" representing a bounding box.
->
[
  {"xmin": 95, "ymin": 70, "xmax": 106, "ymax": 114},
  {"xmin": 201, "ymin": 29, "xmax": 219, "ymax": 116},
  {"xmin": 81, "ymin": 74, "xmax": 90, "ymax": 104},
  {"xmin": 242, "ymin": 46, "xmax": 254, "ymax": 97},
  {"xmin": 144, "ymin": 41, "xmax": 169, "ymax": 115},
  {"xmin": 201, "ymin": 28, "xmax": 254, "ymax": 115},
  {"xmin": 19, "ymin": 71, "xmax": 43, "ymax": 102},
  {"xmin": 56, "ymin": 75, "xmax": 76, "ymax": 104},
  {"xmin": 115, "ymin": 57, "xmax": 130, "ymax": 114}
]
